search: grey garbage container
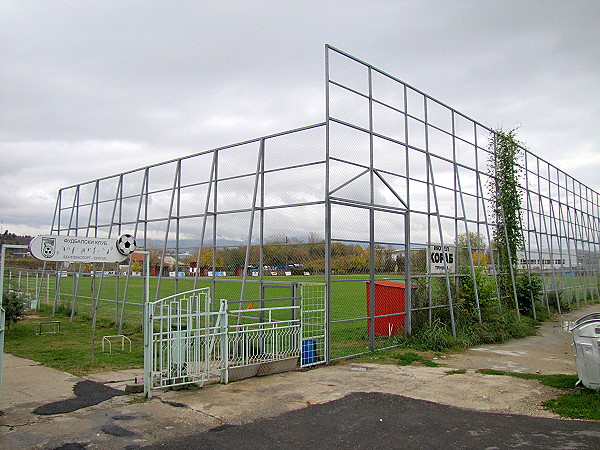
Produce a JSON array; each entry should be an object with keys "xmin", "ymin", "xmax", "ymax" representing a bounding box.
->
[
  {"xmin": 573, "ymin": 312, "xmax": 600, "ymax": 327},
  {"xmin": 570, "ymin": 316, "xmax": 600, "ymax": 390}
]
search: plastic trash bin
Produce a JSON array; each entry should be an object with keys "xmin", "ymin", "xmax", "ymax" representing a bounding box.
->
[
  {"xmin": 573, "ymin": 312, "xmax": 600, "ymax": 327},
  {"xmin": 570, "ymin": 316, "xmax": 600, "ymax": 390},
  {"xmin": 301, "ymin": 339, "xmax": 317, "ymax": 365}
]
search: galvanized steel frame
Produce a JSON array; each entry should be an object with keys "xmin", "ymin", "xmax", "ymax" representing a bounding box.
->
[
  {"xmin": 325, "ymin": 45, "xmax": 598, "ymax": 341},
  {"xmin": 41, "ymin": 46, "xmax": 599, "ymax": 363}
]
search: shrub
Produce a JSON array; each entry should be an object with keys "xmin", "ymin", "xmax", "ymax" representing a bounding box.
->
[
  {"xmin": 515, "ymin": 273, "xmax": 543, "ymax": 316},
  {"xmin": 2, "ymin": 290, "xmax": 28, "ymax": 332},
  {"xmin": 400, "ymin": 319, "xmax": 464, "ymax": 352},
  {"xmin": 401, "ymin": 309, "xmax": 540, "ymax": 352},
  {"xmin": 457, "ymin": 266, "xmax": 498, "ymax": 321}
]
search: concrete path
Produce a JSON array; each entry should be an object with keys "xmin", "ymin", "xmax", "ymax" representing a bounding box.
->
[{"xmin": 1, "ymin": 304, "xmax": 598, "ymax": 449}]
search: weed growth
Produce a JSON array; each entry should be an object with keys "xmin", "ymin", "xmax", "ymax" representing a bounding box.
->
[
  {"xmin": 399, "ymin": 309, "xmax": 539, "ymax": 353},
  {"xmin": 544, "ymin": 390, "xmax": 600, "ymax": 421},
  {"xmin": 476, "ymin": 369, "xmax": 600, "ymax": 421},
  {"xmin": 476, "ymin": 369, "xmax": 578, "ymax": 389},
  {"xmin": 395, "ymin": 351, "xmax": 439, "ymax": 367}
]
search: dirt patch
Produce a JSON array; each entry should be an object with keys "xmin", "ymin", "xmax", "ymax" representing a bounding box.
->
[
  {"xmin": 24, "ymin": 314, "xmax": 46, "ymax": 319},
  {"xmin": 443, "ymin": 310, "xmax": 587, "ymax": 375}
]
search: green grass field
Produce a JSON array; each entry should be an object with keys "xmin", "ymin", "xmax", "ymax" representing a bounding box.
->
[
  {"xmin": 4, "ymin": 312, "xmax": 144, "ymax": 376},
  {"xmin": 3, "ymin": 272, "xmax": 410, "ymax": 369},
  {"xmin": 3, "ymin": 270, "xmax": 598, "ymax": 371},
  {"xmin": 6, "ymin": 272, "xmax": 406, "ymax": 323}
]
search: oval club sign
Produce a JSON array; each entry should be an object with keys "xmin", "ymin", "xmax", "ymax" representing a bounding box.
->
[{"xmin": 30, "ymin": 234, "xmax": 137, "ymax": 263}]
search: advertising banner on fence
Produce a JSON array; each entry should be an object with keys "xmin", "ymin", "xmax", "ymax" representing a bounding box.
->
[
  {"xmin": 428, "ymin": 244, "xmax": 457, "ymax": 274},
  {"xmin": 29, "ymin": 234, "xmax": 136, "ymax": 263}
]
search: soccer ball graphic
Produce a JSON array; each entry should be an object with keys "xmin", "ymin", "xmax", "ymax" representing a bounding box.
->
[{"xmin": 116, "ymin": 233, "xmax": 137, "ymax": 256}]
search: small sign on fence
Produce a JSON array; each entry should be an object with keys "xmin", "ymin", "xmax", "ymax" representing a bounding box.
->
[
  {"xmin": 29, "ymin": 234, "xmax": 136, "ymax": 263},
  {"xmin": 428, "ymin": 245, "xmax": 457, "ymax": 274}
]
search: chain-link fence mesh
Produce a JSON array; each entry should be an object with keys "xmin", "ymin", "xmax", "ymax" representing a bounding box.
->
[{"xmin": 23, "ymin": 46, "xmax": 598, "ymax": 363}]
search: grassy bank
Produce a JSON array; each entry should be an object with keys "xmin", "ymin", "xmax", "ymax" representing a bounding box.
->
[
  {"xmin": 4, "ymin": 305, "xmax": 144, "ymax": 376},
  {"xmin": 477, "ymin": 370, "xmax": 600, "ymax": 421}
]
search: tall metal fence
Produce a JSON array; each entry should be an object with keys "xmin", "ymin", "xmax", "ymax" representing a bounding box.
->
[{"xmin": 26, "ymin": 45, "xmax": 599, "ymax": 362}]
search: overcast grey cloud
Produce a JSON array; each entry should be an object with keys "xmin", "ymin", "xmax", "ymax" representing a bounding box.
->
[{"xmin": 1, "ymin": 0, "xmax": 598, "ymax": 236}]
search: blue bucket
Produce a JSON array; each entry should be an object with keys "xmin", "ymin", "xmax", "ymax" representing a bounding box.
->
[{"xmin": 301, "ymin": 339, "xmax": 317, "ymax": 365}]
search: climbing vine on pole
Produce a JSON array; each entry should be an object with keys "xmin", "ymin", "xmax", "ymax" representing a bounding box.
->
[{"xmin": 488, "ymin": 128, "xmax": 524, "ymax": 302}]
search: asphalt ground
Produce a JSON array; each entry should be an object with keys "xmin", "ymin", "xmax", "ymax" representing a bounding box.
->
[
  {"xmin": 33, "ymin": 381, "xmax": 125, "ymax": 416},
  {"xmin": 142, "ymin": 392, "xmax": 600, "ymax": 450}
]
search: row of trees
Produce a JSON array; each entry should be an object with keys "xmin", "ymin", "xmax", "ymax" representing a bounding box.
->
[
  {"xmin": 179, "ymin": 232, "xmax": 493, "ymax": 276},
  {"xmin": 0, "ymin": 230, "xmax": 498, "ymax": 278},
  {"xmin": 0, "ymin": 230, "xmax": 32, "ymax": 248},
  {"xmin": 183, "ymin": 234, "xmax": 402, "ymax": 275}
]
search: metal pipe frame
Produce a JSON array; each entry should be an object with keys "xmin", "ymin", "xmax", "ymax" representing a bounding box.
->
[{"xmin": 35, "ymin": 46, "xmax": 599, "ymax": 363}]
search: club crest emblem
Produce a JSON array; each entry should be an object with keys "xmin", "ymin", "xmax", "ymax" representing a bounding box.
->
[{"xmin": 41, "ymin": 237, "xmax": 56, "ymax": 258}]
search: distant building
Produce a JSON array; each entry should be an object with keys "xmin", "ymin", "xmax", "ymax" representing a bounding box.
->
[{"xmin": 518, "ymin": 249, "xmax": 598, "ymax": 273}]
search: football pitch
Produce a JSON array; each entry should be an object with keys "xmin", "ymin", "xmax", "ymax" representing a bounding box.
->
[
  {"xmin": 5, "ymin": 271, "xmax": 598, "ymax": 363},
  {"xmin": 7, "ymin": 272, "xmax": 407, "ymax": 360}
]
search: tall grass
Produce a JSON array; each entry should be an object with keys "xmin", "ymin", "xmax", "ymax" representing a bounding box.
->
[{"xmin": 399, "ymin": 309, "xmax": 540, "ymax": 353}]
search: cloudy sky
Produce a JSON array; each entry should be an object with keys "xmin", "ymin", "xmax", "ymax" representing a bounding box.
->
[{"xmin": 1, "ymin": 0, "xmax": 598, "ymax": 237}]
